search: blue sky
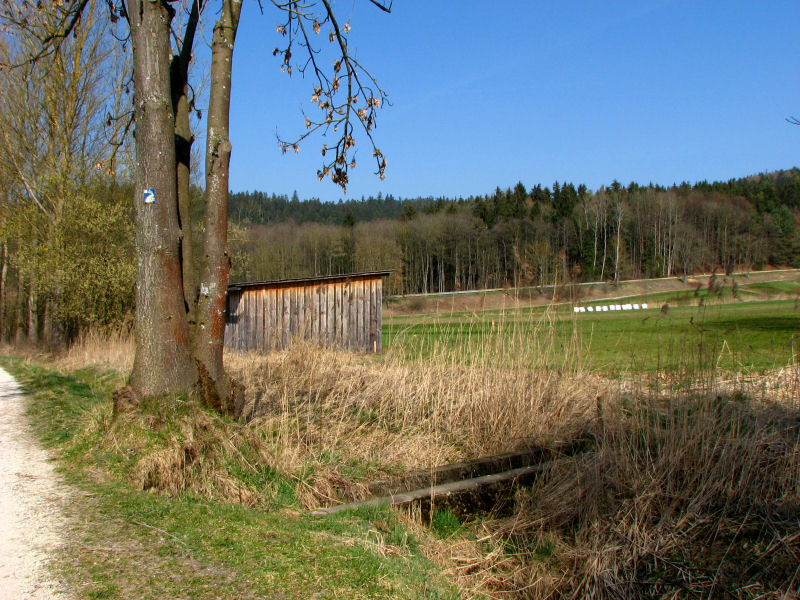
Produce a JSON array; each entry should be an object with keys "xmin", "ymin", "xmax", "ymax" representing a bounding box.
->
[{"xmin": 227, "ymin": 1, "xmax": 800, "ymax": 201}]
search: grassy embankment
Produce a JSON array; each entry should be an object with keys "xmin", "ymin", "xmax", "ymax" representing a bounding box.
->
[
  {"xmin": 4, "ymin": 270, "xmax": 799, "ymax": 599},
  {"xmin": 1, "ymin": 355, "xmax": 457, "ymax": 600}
]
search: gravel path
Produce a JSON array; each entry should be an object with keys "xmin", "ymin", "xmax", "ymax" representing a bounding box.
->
[{"xmin": 0, "ymin": 367, "xmax": 71, "ymax": 599}]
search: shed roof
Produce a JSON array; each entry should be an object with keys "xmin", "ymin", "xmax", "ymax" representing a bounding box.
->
[{"xmin": 228, "ymin": 270, "xmax": 392, "ymax": 292}]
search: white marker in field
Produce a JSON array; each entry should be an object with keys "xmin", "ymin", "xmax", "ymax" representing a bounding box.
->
[
  {"xmin": 574, "ymin": 307, "xmax": 580, "ymax": 313},
  {"xmin": 642, "ymin": 303, "xmax": 648, "ymax": 309},
  {"xmin": 587, "ymin": 306, "xmax": 594, "ymax": 312},
  {"xmin": 633, "ymin": 304, "xmax": 640, "ymax": 310}
]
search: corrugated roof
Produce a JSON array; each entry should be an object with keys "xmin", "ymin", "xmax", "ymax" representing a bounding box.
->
[{"xmin": 228, "ymin": 270, "xmax": 392, "ymax": 291}]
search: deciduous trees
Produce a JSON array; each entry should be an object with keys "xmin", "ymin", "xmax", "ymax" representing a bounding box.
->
[
  {"xmin": 2, "ymin": 0, "xmax": 391, "ymax": 406},
  {"xmin": 0, "ymin": 0, "xmax": 133, "ymax": 346}
]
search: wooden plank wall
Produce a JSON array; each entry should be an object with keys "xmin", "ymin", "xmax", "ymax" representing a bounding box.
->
[{"xmin": 225, "ymin": 276, "xmax": 383, "ymax": 353}]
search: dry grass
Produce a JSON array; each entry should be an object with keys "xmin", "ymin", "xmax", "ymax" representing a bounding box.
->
[
  {"xmin": 424, "ymin": 390, "xmax": 800, "ymax": 599},
  {"xmin": 226, "ymin": 311, "xmax": 607, "ymax": 509},
  {"xmin": 70, "ymin": 390, "xmax": 277, "ymax": 507},
  {"xmin": 58, "ymin": 325, "xmax": 135, "ymax": 372},
  {"xmin": 56, "ymin": 310, "xmax": 800, "ymax": 599},
  {"xmin": 122, "ymin": 406, "xmax": 265, "ymax": 506},
  {"xmin": 727, "ymin": 364, "xmax": 800, "ymax": 409}
]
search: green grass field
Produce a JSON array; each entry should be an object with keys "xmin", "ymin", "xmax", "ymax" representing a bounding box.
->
[{"xmin": 384, "ymin": 299, "xmax": 800, "ymax": 373}]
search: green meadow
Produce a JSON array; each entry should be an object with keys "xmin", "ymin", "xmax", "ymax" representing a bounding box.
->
[{"xmin": 384, "ymin": 298, "xmax": 800, "ymax": 373}]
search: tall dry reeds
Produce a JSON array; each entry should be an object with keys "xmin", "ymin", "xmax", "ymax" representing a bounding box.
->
[
  {"xmin": 226, "ymin": 308, "xmax": 609, "ymax": 507},
  {"xmin": 225, "ymin": 306, "xmax": 800, "ymax": 598},
  {"xmin": 432, "ymin": 388, "xmax": 800, "ymax": 599},
  {"xmin": 58, "ymin": 324, "xmax": 135, "ymax": 372}
]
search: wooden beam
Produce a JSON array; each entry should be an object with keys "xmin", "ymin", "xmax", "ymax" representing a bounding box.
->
[{"xmin": 310, "ymin": 459, "xmax": 571, "ymax": 516}]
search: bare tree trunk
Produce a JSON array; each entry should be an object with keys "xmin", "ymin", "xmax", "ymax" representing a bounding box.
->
[
  {"xmin": 171, "ymin": 0, "xmax": 204, "ymax": 329},
  {"xmin": 666, "ymin": 205, "xmax": 674, "ymax": 277},
  {"xmin": 600, "ymin": 205, "xmax": 607, "ymax": 281},
  {"xmin": 42, "ymin": 299, "xmax": 51, "ymax": 348},
  {"xmin": 27, "ymin": 285, "xmax": 37, "ymax": 344},
  {"xmin": 42, "ymin": 298, "xmax": 65, "ymax": 351},
  {"xmin": 14, "ymin": 265, "xmax": 23, "ymax": 345},
  {"xmin": 176, "ymin": 93, "xmax": 195, "ymax": 314},
  {"xmin": 128, "ymin": 0, "xmax": 197, "ymax": 397},
  {"xmin": 193, "ymin": 0, "xmax": 242, "ymax": 409},
  {"xmin": 614, "ymin": 204, "xmax": 623, "ymax": 285},
  {"xmin": 0, "ymin": 241, "xmax": 6, "ymax": 342},
  {"xmin": 592, "ymin": 209, "xmax": 599, "ymax": 273}
]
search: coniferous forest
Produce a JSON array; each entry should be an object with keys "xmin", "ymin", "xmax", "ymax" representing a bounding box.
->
[{"xmin": 229, "ymin": 168, "xmax": 800, "ymax": 295}]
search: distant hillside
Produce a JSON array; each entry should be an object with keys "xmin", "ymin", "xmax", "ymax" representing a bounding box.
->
[
  {"xmin": 230, "ymin": 169, "xmax": 800, "ymax": 226},
  {"xmin": 228, "ymin": 191, "xmax": 461, "ymax": 225},
  {"xmin": 229, "ymin": 169, "xmax": 800, "ymax": 295}
]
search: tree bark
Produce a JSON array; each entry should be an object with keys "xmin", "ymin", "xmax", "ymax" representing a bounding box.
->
[
  {"xmin": 42, "ymin": 298, "xmax": 66, "ymax": 351},
  {"xmin": 614, "ymin": 203, "xmax": 623, "ymax": 285},
  {"xmin": 128, "ymin": 0, "xmax": 197, "ymax": 396},
  {"xmin": 14, "ymin": 265, "xmax": 24, "ymax": 345},
  {"xmin": 171, "ymin": 0, "xmax": 204, "ymax": 328},
  {"xmin": 193, "ymin": 0, "xmax": 242, "ymax": 408},
  {"xmin": 26, "ymin": 285, "xmax": 37, "ymax": 344},
  {"xmin": 175, "ymin": 91, "xmax": 195, "ymax": 318},
  {"xmin": 0, "ymin": 241, "xmax": 6, "ymax": 342}
]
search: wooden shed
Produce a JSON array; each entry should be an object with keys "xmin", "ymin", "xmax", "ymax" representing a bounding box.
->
[{"xmin": 224, "ymin": 271, "xmax": 391, "ymax": 353}]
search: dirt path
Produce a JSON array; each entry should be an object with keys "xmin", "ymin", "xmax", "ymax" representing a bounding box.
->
[{"xmin": 0, "ymin": 367, "xmax": 71, "ymax": 599}]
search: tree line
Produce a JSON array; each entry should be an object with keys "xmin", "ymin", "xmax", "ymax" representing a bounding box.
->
[
  {"xmin": 230, "ymin": 170, "xmax": 800, "ymax": 295},
  {"xmin": 229, "ymin": 190, "xmax": 450, "ymax": 225}
]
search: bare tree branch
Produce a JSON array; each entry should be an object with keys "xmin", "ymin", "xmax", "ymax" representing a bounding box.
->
[
  {"xmin": 0, "ymin": 126, "xmax": 53, "ymax": 222},
  {"xmin": 0, "ymin": 0, "xmax": 92, "ymax": 67},
  {"xmin": 366, "ymin": 0, "xmax": 391, "ymax": 13},
  {"xmin": 270, "ymin": 0, "xmax": 389, "ymax": 193}
]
